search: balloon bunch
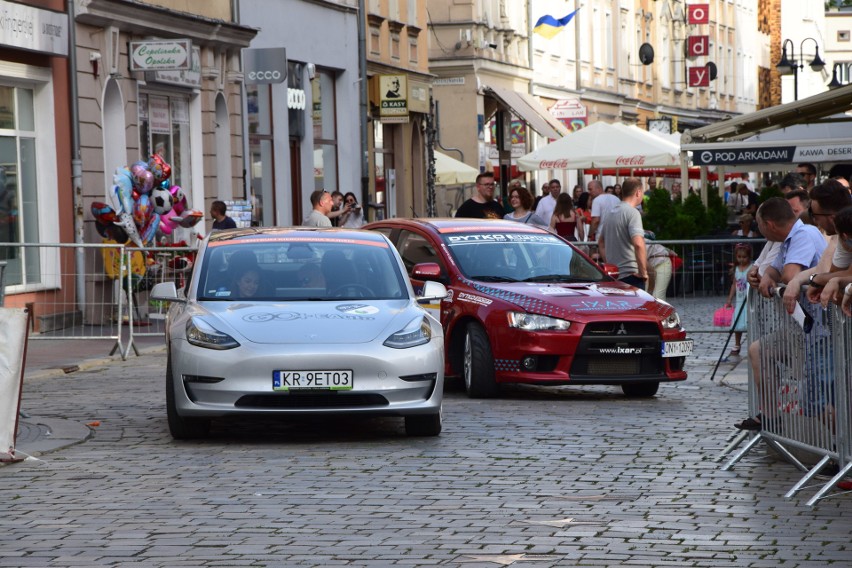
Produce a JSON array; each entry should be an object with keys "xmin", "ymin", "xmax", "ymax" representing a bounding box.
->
[{"xmin": 91, "ymin": 154, "xmax": 204, "ymax": 247}]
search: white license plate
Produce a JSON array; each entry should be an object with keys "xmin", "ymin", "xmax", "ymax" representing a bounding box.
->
[
  {"xmin": 662, "ymin": 339, "xmax": 694, "ymax": 358},
  {"xmin": 272, "ymin": 370, "xmax": 353, "ymax": 391}
]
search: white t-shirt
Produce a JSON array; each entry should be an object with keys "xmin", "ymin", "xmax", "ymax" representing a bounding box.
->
[
  {"xmin": 590, "ymin": 193, "xmax": 620, "ymax": 239},
  {"xmin": 534, "ymin": 194, "xmax": 557, "ymax": 226},
  {"xmin": 833, "ymin": 237, "xmax": 852, "ymax": 269}
]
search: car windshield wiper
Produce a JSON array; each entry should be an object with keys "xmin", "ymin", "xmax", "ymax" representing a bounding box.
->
[
  {"xmin": 522, "ymin": 274, "xmax": 589, "ymax": 283},
  {"xmin": 470, "ymin": 275, "xmax": 520, "ymax": 282}
]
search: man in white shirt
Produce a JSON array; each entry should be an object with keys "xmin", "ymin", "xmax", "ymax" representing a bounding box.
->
[
  {"xmin": 588, "ymin": 179, "xmax": 620, "ymax": 241},
  {"xmin": 534, "ymin": 179, "xmax": 561, "ymax": 225}
]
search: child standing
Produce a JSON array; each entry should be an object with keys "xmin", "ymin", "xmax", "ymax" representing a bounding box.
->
[{"xmin": 725, "ymin": 243, "xmax": 752, "ymax": 356}]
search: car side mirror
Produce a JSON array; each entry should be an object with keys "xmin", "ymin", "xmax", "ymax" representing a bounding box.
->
[
  {"xmin": 600, "ymin": 263, "xmax": 620, "ymax": 279},
  {"xmin": 412, "ymin": 262, "xmax": 444, "ymax": 282},
  {"xmin": 150, "ymin": 281, "xmax": 186, "ymax": 303},
  {"xmin": 417, "ymin": 280, "xmax": 448, "ymax": 304}
]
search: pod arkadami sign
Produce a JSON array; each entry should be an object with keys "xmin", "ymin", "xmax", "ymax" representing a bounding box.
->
[{"xmin": 692, "ymin": 143, "xmax": 852, "ymax": 166}]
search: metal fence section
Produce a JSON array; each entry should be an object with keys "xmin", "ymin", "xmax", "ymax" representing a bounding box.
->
[
  {"xmin": 126, "ymin": 246, "xmax": 196, "ymax": 352},
  {"xmin": 578, "ymin": 236, "xmax": 766, "ymax": 323},
  {"xmin": 0, "ymin": 242, "xmax": 131, "ymax": 358},
  {"xmin": 721, "ymin": 286, "xmax": 851, "ymax": 506}
]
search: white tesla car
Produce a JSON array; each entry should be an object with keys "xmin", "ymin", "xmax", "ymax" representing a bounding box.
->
[{"xmin": 151, "ymin": 227, "xmax": 446, "ymax": 439}]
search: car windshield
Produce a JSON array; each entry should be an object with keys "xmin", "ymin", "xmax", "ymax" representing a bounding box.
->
[
  {"xmin": 196, "ymin": 238, "xmax": 409, "ymax": 301},
  {"xmin": 440, "ymin": 231, "xmax": 607, "ymax": 283}
]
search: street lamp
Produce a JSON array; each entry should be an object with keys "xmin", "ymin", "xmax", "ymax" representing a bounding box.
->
[
  {"xmin": 827, "ymin": 62, "xmax": 852, "ymax": 89},
  {"xmin": 775, "ymin": 37, "xmax": 826, "ymax": 101}
]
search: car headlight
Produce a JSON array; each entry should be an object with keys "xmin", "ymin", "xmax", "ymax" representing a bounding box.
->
[
  {"xmin": 507, "ymin": 312, "xmax": 571, "ymax": 331},
  {"xmin": 384, "ymin": 316, "xmax": 432, "ymax": 349},
  {"xmin": 661, "ymin": 310, "xmax": 681, "ymax": 329},
  {"xmin": 186, "ymin": 317, "xmax": 240, "ymax": 350}
]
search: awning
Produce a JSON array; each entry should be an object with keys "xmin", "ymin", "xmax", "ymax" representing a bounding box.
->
[
  {"xmin": 484, "ymin": 85, "xmax": 568, "ymax": 140},
  {"xmin": 684, "ymin": 83, "xmax": 852, "ymax": 144}
]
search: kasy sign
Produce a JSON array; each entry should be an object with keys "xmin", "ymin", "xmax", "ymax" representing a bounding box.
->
[{"xmin": 130, "ymin": 40, "xmax": 191, "ymax": 71}]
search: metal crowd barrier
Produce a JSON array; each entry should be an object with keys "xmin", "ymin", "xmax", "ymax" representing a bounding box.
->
[
  {"xmin": 0, "ymin": 243, "xmax": 195, "ymax": 361},
  {"xmin": 125, "ymin": 246, "xmax": 196, "ymax": 353},
  {"xmin": 0, "ymin": 242, "xmax": 131, "ymax": 358},
  {"xmin": 720, "ymin": 286, "xmax": 851, "ymax": 506},
  {"xmin": 576, "ymin": 236, "xmax": 766, "ymax": 308}
]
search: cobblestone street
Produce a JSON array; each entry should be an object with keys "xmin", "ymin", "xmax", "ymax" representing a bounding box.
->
[{"xmin": 1, "ymin": 297, "xmax": 849, "ymax": 567}]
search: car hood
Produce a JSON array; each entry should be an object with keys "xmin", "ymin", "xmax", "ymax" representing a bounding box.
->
[
  {"xmin": 467, "ymin": 280, "xmax": 671, "ymax": 320},
  {"xmin": 193, "ymin": 300, "xmax": 419, "ymax": 344}
]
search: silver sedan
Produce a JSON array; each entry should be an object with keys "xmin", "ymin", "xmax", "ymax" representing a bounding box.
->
[{"xmin": 152, "ymin": 227, "xmax": 446, "ymax": 439}]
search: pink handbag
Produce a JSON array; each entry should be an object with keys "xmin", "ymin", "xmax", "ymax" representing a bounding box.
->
[{"xmin": 713, "ymin": 305, "xmax": 733, "ymax": 327}]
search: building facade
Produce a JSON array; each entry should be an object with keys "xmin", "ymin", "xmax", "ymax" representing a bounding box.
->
[
  {"xmin": 75, "ymin": 0, "xmax": 256, "ymax": 239},
  {"xmin": 0, "ymin": 0, "xmax": 72, "ymax": 316},
  {"xmin": 365, "ymin": 0, "xmax": 432, "ymax": 219},
  {"xmin": 239, "ymin": 0, "xmax": 361, "ymax": 226}
]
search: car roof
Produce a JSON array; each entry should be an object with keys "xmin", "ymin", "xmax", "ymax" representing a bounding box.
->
[
  {"xmin": 369, "ymin": 218, "xmax": 549, "ymax": 235},
  {"xmin": 207, "ymin": 227, "xmax": 390, "ymax": 246}
]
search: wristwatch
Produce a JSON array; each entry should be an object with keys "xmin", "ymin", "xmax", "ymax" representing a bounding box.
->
[
  {"xmin": 845, "ymin": 283, "xmax": 852, "ymax": 297},
  {"xmin": 808, "ymin": 273, "xmax": 822, "ymax": 287}
]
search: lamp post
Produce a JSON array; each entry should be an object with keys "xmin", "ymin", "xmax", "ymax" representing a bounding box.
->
[
  {"xmin": 775, "ymin": 37, "xmax": 826, "ymax": 101},
  {"xmin": 827, "ymin": 62, "xmax": 852, "ymax": 89}
]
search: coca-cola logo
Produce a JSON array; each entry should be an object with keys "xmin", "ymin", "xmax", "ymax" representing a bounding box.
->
[
  {"xmin": 615, "ymin": 155, "xmax": 646, "ymax": 166},
  {"xmin": 538, "ymin": 160, "xmax": 569, "ymax": 169}
]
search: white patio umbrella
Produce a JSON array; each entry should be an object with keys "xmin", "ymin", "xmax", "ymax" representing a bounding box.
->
[
  {"xmin": 517, "ymin": 121, "xmax": 681, "ymax": 171},
  {"xmin": 434, "ymin": 151, "xmax": 480, "ymax": 185}
]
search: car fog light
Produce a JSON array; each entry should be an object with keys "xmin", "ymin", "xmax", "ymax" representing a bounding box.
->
[{"xmin": 522, "ymin": 356, "xmax": 537, "ymax": 370}]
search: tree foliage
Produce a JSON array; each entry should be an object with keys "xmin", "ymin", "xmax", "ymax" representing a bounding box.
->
[{"xmin": 642, "ymin": 185, "xmax": 729, "ymax": 239}]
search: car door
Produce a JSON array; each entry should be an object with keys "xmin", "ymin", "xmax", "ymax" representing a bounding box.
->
[{"xmin": 395, "ymin": 229, "xmax": 448, "ymax": 322}]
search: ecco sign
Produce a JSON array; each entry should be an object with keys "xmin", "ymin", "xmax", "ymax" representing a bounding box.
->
[
  {"xmin": 248, "ymin": 70, "xmax": 283, "ymax": 82},
  {"xmin": 242, "ymin": 47, "xmax": 287, "ymax": 85}
]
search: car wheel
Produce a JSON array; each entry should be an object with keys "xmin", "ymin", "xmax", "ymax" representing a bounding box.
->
[
  {"xmin": 166, "ymin": 353, "xmax": 211, "ymax": 439},
  {"xmin": 463, "ymin": 323, "xmax": 497, "ymax": 398},
  {"xmin": 621, "ymin": 381, "xmax": 660, "ymax": 398},
  {"xmin": 405, "ymin": 409, "xmax": 442, "ymax": 437}
]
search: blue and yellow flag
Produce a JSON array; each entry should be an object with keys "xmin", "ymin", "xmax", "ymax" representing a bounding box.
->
[{"xmin": 533, "ymin": 9, "xmax": 580, "ymax": 40}]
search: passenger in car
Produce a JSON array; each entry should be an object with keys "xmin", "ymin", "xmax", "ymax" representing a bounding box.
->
[
  {"xmin": 232, "ymin": 267, "xmax": 261, "ymax": 298},
  {"xmin": 298, "ymin": 263, "xmax": 325, "ymax": 288}
]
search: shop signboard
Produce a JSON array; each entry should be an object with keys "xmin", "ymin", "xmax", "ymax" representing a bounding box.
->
[
  {"xmin": 243, "ymin": 48, "xmax": 287, "ymax": 85},
  {"xmin": 130, "ymin": 39, "xmax": 192, "ymax": 72},
  {"xmin": 0, "ymin": 0, "xmax": 68, "ymax": 57}
]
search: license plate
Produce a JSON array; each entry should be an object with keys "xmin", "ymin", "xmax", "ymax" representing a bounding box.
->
[
  {"xmin": 272, "ymin": 370, "xmax": 353, "ymax": 391},
  {"xmin": 662, "ymin": 339, "xmax": 694, "ymax": 358}
]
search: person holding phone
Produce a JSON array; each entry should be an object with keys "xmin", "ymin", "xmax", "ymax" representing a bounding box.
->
[{"xmin": 339, "ymin": 192, "xmax": 364, "ymax": 228}]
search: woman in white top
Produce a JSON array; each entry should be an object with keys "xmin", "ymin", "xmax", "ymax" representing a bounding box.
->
[{"xmin": 338, "ymin": 192, "xmax": 365, "ymax": 228}]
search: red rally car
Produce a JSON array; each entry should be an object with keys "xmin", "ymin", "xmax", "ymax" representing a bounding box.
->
[{"xmin": 365, "ymin": 218, "xmax": 693, "ymax": 398}]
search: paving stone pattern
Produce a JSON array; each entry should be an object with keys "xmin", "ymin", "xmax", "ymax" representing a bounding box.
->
[{"xmin": 1, "ymin": 297, "xmax": 849, "ymax": 567}]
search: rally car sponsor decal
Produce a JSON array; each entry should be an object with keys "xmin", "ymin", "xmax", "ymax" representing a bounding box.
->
[
  {"xmin": 458, "ymin": 292, "xmax": 492, "ymax": 306},
  {"xmin": 336, "ymin": 304, "xmax": 379, "ymax": 315},
  {"xmin": 595, "ymin": 286, "xmax": 637, "ymax": 296},
  {"xmin": 537, "ymin": 286, "xmax": 581, "ymax": 296}
]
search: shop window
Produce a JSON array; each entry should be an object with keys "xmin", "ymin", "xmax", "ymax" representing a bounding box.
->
[
  {"xmin": 247, "ymin": 83, "xmax": 274, "ymax": 226},
  {"xmin": 138, "ymin": 92, "xmax": 192, "ymax": 193},
  {"xmin": 312, "ymin": 69, "xmax": 338, "ymax": 193},
  {"xmin": 0, "ymin": 85, "xmax": 39, "ymax": 287}
]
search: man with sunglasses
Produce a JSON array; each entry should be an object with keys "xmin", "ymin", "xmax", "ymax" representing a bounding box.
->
[{"xmin": 781, "ymin": 180, "xmax": 851, "ymax": 314}]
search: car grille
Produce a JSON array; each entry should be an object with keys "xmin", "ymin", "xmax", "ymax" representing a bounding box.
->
[
  {"xmin": 570, "ymin": 321, "xmax": 663, "ymax": 378},
  {"xmin": 235, "ymin": 393, "xmax": 389, "ymax": 408}
]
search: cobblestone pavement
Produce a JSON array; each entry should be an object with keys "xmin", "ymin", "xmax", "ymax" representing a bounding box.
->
[{"xmin": 1, "ymin": 296, "xmax": 849, "ymax": 567}]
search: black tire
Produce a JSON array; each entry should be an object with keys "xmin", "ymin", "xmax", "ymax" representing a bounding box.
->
[
  {"xmin": 405, "ymin": 409, "xmax": 442, "ymax": 437},
  {"xmin": 166, "ymin": 353, "xmax": 211, "ymax": 439},
  {"xmin": 463, "ymin": 323, "xmax": 497, "ymax": 398},
  {"xmin": 621, "ymin": 381, "xmax": 660, "ymax": 398}
]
